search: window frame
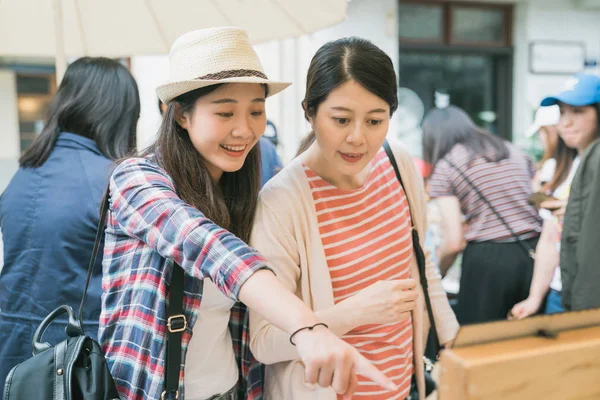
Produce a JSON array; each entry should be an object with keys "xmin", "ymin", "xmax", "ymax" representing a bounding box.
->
[
  {"xmin": 16, "ymin": 72, "xmax": 57, "ymax": 153},
  {"xmin": 399, "ymin": 0, "xmax": 512, "ymax": 48}
]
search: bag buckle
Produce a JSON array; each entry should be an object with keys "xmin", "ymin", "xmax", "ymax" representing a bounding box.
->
[
  {"xmin": 167, "ymin": 315, "xmax": 187, "ymax": 333},
  {"xmin": 161, "ymin": 390, "xmax": 179, "ymax": 400},
  {"xmin": 423, "ymin": 356, "xmax": 435, "ymax": 372}
]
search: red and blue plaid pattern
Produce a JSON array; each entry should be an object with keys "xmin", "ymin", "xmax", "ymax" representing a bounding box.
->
[{"xmin": 99, "ymin": 157, "xmax": 266, "ymax": 400}]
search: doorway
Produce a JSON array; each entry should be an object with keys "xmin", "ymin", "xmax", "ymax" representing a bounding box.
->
[
  {"xmin": 399, "ymin": 48, "xmax": 512, "ymax": 139},
  {"xmin": 398, "ymin": 0, "xmax": 514, "ymax": 139}
]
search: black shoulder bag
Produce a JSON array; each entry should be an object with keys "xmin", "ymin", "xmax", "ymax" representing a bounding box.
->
[
  {"xmin": 383, "ymin": 141, "xmax": 437, "ymax": 399},
  {"xmin": 443, "ymin": 158, "xmax": 536, "ymax": 260},
  {"xmin": 3, "ymin": 189, "xmax": 186, "ymax": 400}
]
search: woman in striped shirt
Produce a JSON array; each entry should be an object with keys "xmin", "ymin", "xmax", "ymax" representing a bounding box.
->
[
  {"xmin": 422, "ymin": 106, "xmax": 542, "ymax": 325},
  {"xmin": 249, "ymin": 37, "xmax": 459, "ymax": 400}
]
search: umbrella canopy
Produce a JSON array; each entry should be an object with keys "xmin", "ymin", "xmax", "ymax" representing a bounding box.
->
[
  {"xmin": 0, "ymin": 0, "xmax": 347, "ymax": 56},
  {"xmin": 0, "ymin": 0, "xmax": 347, "ymax": 79}
]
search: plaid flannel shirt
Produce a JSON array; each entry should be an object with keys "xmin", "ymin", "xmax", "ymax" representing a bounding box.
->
[{"xmin": 99, "ymin": 157, "xmax": 266, "ymax": 400}]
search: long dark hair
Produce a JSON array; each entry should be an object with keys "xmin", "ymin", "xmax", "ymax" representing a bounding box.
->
[
  {"xmin": 539, "ymin": 126, "xmax": 559, "ymax": 168},
  {"xmin": 297, "ymin": 37, "xmax": 398, "ymax": 155},
  {"xmin": 596, "ymin": 103, "xmax": 600, "ymax": 137},
  {"xmin": 20, "ymin": 57, "xmax": 140, "ymax": 167},
  {"xmin": 422, "ymin": 105, "xmax": 509, "ymax": 167},
  {"xmin": 544, "ymin": 135, "xmax": 577, "ymax": 193},
  {"xmin": 144, "ymin": 84, "xmax": 263, "ymax": 243},
  {"xmin": 584, "ymin": 102, "xmax": 600, "ymax": 142}
]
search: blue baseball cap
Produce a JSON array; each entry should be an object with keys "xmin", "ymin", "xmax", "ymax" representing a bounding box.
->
[{"xmin": 541, "ymin": 74, "xmax": 600, "ymax": 107}]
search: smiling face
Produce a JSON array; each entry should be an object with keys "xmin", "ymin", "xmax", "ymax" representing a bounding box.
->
[
  {"xmin": 558, "ymin": 103, "xmax": 598, "ymax": 154},
  {"xmin": 176, "ymin": 83, "xmax": 267, "ymax": 181},
  {"xmin": 303, "ymin": 80, "xmax": 391, "ymax": 189}
]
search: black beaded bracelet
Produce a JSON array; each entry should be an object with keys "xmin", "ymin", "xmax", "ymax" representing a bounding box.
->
[{"xmin": 289, "ymin": 323, "xmax": 329, "ymax": 346}]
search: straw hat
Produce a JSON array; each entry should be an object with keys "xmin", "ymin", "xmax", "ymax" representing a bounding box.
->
[{"xmin": 157, "ymin": 27, "xmax": 290, "ymax": 104}]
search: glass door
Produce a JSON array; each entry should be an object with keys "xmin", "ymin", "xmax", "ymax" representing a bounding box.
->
[{"xmin": 399, "ymin": 51, "xmax": 510, "ymax": 136}]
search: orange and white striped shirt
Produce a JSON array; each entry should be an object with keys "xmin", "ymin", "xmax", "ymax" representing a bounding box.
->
[{"xmin": 305, "ymin": 149, "xmax": 414, "ymax": 400}]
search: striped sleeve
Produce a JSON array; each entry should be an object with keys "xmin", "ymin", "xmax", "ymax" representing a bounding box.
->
[
  {"xmin": 109, "ymin": 158, "xmax": 268, "ymax": 300},
  {"xmin": 427, "ymin": 159, "xmax": 455, "ymax": 198}
]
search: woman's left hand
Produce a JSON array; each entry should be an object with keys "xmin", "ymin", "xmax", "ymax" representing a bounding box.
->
[
  {"xmin": 509, "ymin": 296, "xmax": 544, "ymax": 320},
  {"xmin": 540, "ymin": 199, "xmax": 567, "ymax": 218}
]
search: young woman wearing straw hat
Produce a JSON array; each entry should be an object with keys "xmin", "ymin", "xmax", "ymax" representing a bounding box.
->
[{"xmin": 99, "ymin": 28, "xmax": 394, "ymax": 400}]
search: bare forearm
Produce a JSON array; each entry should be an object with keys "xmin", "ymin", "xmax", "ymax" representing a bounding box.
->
[
  {"xmin": 528, "ymin": 234, "xmax": 559, "ymax": 300},
  {"xmin": 315, "ymin": 301, "xmax": 361, "ymax": 337},
  {"xmin": 435, "ymin": 197, "xmax": 465, "ymax": 275},
  {"xmin": 250, "ymin": 299, "xmax": 361, "ymax": 365},
  {"xmin": 238, "ymin": 269, "xmax": 319, "ymax": 335},
  {"xmin": 438, "ymin": 245, "xmax": 460, "ymax": 276}
]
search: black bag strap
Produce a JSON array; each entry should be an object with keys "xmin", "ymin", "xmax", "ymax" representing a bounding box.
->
[
  {"xmin": 78, "ymin": 185, "xmax": 185, "ymax": 399},
  {"xmin": 163, "ymin": 265, "xmax": 185, "ymax": 399},
  {"xmin": 443, "ymin": 158, "xmax": 536, "ymax": 260},
  {"xmin": 383, "ymin": 141, "xmax": 440, "ymax": 354},
  {"xmin": 77, "ymin": 189, "xmax": 110, "ymax": 328}
]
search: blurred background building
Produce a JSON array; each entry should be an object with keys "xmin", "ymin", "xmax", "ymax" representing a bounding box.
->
[{"xmin": 1, "ymin": 0, "xmax": 600, "ymax": 190}]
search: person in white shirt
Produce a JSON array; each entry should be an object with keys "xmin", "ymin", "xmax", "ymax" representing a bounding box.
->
[{"xmin": 527, "ymin": 105, "xmax": 561, "ymax": 191}]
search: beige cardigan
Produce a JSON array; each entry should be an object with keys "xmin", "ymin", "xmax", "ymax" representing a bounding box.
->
[{"xmin": 249, "ymin": 140, "xmax": 459, "ymax": 400}]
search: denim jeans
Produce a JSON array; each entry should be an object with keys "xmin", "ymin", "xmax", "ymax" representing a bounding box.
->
[{"xmin": 545, "ymin": 289, "xmax": 565, "ymax": 314}]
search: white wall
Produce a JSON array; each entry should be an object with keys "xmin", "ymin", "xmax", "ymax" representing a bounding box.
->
[
  {"xmin": 513, "ymin": 0, "xmax": 600, "ymax": 146},
  {"xmin": 130, "ymin": 55, "xmax": 170, "ymax": 151},
  {"xmin": 131, "ymin": 0, "xmax": 399, "ymax": 162},
  {"xmin": 0, "ymin": 70, "xmax": 20, "ymax": 191},
  {"xmin": 511, "ymin": 1, "xmax": 530, "ymax": 148},
  {"xmin": 255, "ymin": 0, "xmax": 400, "ymax": 161}
]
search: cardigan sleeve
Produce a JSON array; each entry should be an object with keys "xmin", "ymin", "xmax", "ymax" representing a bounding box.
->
[
  {"xmin": 389, "ymin": 140, "xmax": 460, "ymax": 345},
  {"xmin": 248, "ymin": 196, "xmax": 302, "ymax": 364},
  {"xmin": 109, "ymin": 157, "xmax": 269, "ymax": 301}
]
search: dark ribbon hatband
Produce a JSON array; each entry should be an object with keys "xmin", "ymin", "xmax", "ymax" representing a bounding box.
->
[{"xmin": 196, "ymin": 69, "xmax": 268, "ymax": 81}]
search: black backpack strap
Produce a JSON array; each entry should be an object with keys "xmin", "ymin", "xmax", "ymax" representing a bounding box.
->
[
  {"xmin": 383, "ymin": 140, "xmax": 440, "ymax": 354},
  {"xmin": 163, "ymin": 264, "xmax": 186, "ymax": 399}
]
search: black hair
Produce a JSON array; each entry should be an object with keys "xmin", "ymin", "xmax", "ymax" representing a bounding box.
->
[
  {"xmin": 20, "ymin": 57, "xmax": 140, "ymax": 167},
  {"xmin": 422, "ymin": 105, "xmax": 509, "ymax": 167},
  {"xmin": 297, "ymin": 37, "xmax": 398, "ymax": 154}
]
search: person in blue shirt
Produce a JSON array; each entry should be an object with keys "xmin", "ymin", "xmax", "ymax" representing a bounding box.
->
[
  {"xmin": 259, "ymin": 132, "xmax": 282, "ymax": 187},
  {"xmin": 0, "ymin": 57, "xmax": 140, "ymax": 384}
]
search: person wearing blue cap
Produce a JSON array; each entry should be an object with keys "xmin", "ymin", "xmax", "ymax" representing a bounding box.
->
[
  {"xmin": 540, "ymin": 73, "xmax": 600, "ymax": 312},
  {"xmin": 511, "ymin": 105, "xmax": 579, "ymax": 319},
  {"xmin": 540, "ymin": 74, "xmax": 600, "ymax": 156}
]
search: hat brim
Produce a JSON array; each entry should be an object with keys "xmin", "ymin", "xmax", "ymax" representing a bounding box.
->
[
  {"xmin": 157, "ymin": 77, "xmax": 291, "ymax": 104},
  {"xmin": 540, "ymin": 96, "xmax": 559, "ymax": 107},
  {"xmin": 541, "ymin": 93, "xmax": 596, "ymax": 107}
]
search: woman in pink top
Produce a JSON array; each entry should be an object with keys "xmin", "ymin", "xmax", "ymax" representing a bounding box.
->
[{"xmin": 249, "ymin": 38, "xmax": 459, "ymax": 400}]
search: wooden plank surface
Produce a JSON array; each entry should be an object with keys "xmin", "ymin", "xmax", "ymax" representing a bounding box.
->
[{"xmin": 439, "ymin": 326, "xmax": 600, "ymax": 400}]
